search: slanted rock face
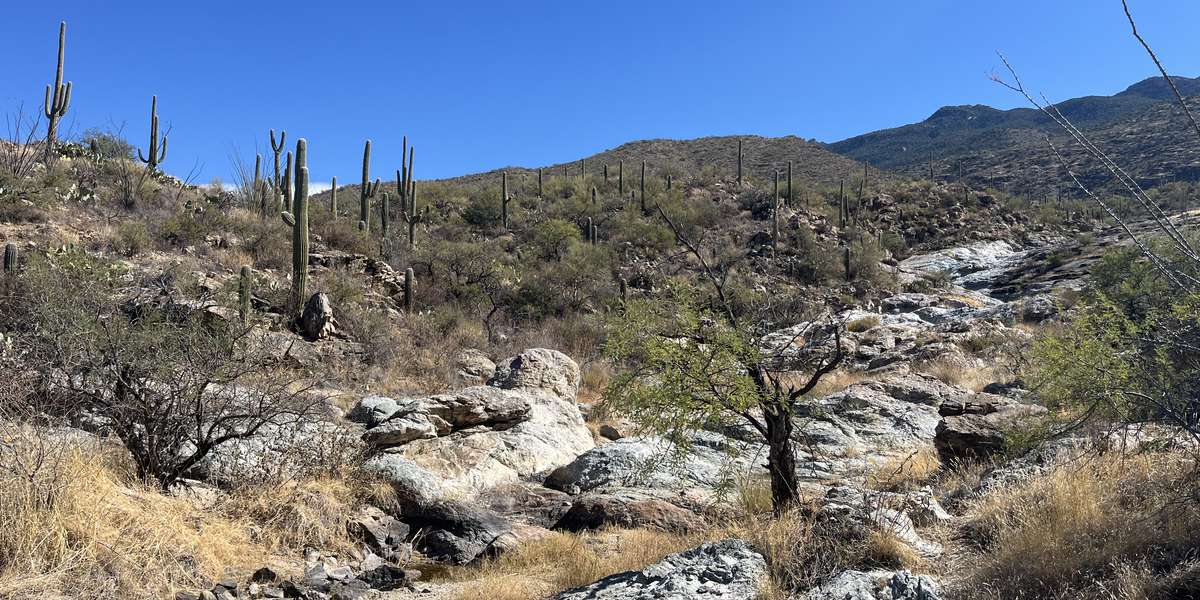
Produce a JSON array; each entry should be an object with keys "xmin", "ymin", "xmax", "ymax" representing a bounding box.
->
[
  {"xmin": 554, "ymin": 489, "xmax": 705, "ymax": 533},
  {"xmin": 934, "ymin": 398, "xmax": 1046, "ymax": 462},
  {"xmin": 489, "ymin": 348, "xmax": 581, "ymax": 401},
  {"xmin": 804, "ymin": 569, "xmax": 942, "ymax": 600},
  {"xmin": 455, "ymin": 349, "xmax": 497, "ymax": 385},
  {"xmin": 300, "ymin": 292, "xmax": 337, "ymax": 340},
  {"xmin": 553, "ymin": 539, "xmax": 767, "ymax": 600}
]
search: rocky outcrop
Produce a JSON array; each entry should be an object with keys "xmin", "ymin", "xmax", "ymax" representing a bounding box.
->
[
  {"xmin": 554, "ymin": 489, "xmax": 705, "ymax": 533},
  {"xmin": 361, "ymin": 349, "xmax": 594, "ymax": 500},
  {"xmin": 934, "ymin": 397, "xmax": 1046, "ymax": 462},
  {"xmin": 300, "ymin": 292, "xmax": 337, "ymax": 340},
  {"xmin": 398, "ymin": 499, "xmax": 513, "ymax": 564},
  {"xmin": 819, "ymin": 486, "xmax": 943, "ymax": 558},
  {"xmin": 803, "ymin": 569, "xmax": 942, "ymax": 600},
  {"xmin": 455, "ymin": 349, "xmax": 496, "ymax": 385},
  {"xmin": 553, "ymin": 539, "xmax": 767, "ymax": 600}
]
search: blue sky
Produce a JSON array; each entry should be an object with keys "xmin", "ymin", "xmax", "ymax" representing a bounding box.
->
[{"xmin": 3, "ymin": 1, "xmax": 1199, "ymax": 188}]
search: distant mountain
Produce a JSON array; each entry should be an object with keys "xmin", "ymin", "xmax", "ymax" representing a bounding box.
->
[{"xmin": 827, "ymin": 76, "xmax": 1200, "ymax": 195}]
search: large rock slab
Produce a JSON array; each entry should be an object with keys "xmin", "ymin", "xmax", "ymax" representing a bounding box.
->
[
  {"xmin": 804, "ymin": 569, "xmax": 942, "ymax": 600},
  {"xmin": 553, "ymin": 539, "xmax": 767, "ymax": 600},
  {"xmin": 489, "ymin": 348, "xmax": 581, "ymax": 401},
  {"xmin": 554, "ymin": 489, "xmax": 704, "ymax": 533}
]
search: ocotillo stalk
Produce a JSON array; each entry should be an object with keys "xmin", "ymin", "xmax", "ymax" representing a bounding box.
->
[
  {"xmin": 736, "ymin": 139, "xmax": 743, "ymax": 185},
  {"xmin": 43, "ymin": 21, "xmax": 72, "ymax": 165},
  {"xmin": 787, "ymin": 161, "xmax": 793, "ymax": 207},
  {"xmin": 3, "ymin": 243, "xmax": 17, "ymax": 274},
  {"xmin": 252, "ymin": 154, "xmax": 262, "ymax": 214},
  {"xmin": 330, "ymin": 176, "xmax": 338, "ymax": 217},
  {"xmin": 501, "ymin": 171, "xmax": 511, "ymax": 230},
  {"xmin": 270, "ymin": 130, "xmax": 286, "ymax": 190},
  {"xmin": 403, "ymin": 268, "xmax": 415, "ymax": 313},
  {"xmin": 381, "ymin": 192, "xmax": 390, "ymax": 236},
  {"xmin": 640, "ymin": 160, "xmax": 647, "ymax": 213},
  {"xmin": 137, "ymin": 95, "xmax": 168, "ymax": 172},
  {"xmin": 618, "ymin": 161, "xmax": 624, "ymax": 194},
  {"xmin": 238, "ymin": 265, "xmax": 252, "ymax": 322}
]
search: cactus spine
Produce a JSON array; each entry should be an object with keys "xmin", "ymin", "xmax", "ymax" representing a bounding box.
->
[
  {"xmin": 238, "ymin": 265, "xmax": 252, "ymax": 322},
  {"xmin": 501, "ymin": 171, "xmax": 511, "ymax": 230},
  {"xmin": 280, "ymin": 139, "xmax": 310, "ymax": 313},
  {"xmin": 137, "ymin": 95, "xmax": 168, "ymax": 172},
  {"xmin": 736, "ymin": 139, "xmax": 744, "ymax": 185},
  {"xmin": 403, "ymin": 268, "xmax": 415, "ymax": 313},
  {"xmin": 3, "ymin": 243, "xmax": 17, "ymax": 274},
  {"xmin": 43, "ymin": 21, "xmax": 72, "ymax": 165}
]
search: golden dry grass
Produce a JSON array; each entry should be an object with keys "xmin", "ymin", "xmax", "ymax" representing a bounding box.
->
[
  {"xmin": 217, "ymin": 477, "xmax": 360, "ymax": 553},
  {"xmin": 444, "ymin": 528, "xmax": 705, "ymax": 600},
  {"xmin": 0, "ymin": 442, "xmax": 265, "ymax": 599},
  {"xmin": 867, "ymin": 446, "xmax": 942, "ymax": 492},
  {"xmin": 917, "ymin": 358, "xmax": 998, "ymax": 392},
  {"xmin": 957, "ymin": 451, "xmax": 1200, "ymax": 600}
]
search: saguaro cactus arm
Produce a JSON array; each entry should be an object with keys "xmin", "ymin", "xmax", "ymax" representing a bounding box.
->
[{"xmin": 42, "ymin": 21, "xmax": 72, "ymax": 163}]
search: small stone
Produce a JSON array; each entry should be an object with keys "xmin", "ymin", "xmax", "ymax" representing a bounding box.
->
[{"xmin": 251, "ymin": 566, "xmax": 280, "ymax": 583}]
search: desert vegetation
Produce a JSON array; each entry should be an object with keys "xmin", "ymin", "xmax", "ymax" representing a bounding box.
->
[{"xmin": 2, "ymin": 3, "xmax": 1200, "ymax": 600}]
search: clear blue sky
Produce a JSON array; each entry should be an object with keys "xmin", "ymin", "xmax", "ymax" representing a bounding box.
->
[{"xmin": 3, "ymin": 1, "xmax": 1199, "ymax": 189}]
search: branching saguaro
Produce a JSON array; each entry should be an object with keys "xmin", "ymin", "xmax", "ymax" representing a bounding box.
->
[
  {"xmin": 359, "ymin": 140, "xmax": 381, "ymax": 232},
  {"xmin": 280, "ymin": 139, "xmax": 309, "ymax": 314},
  {"xmin": 136, "ymin": 96, "xmax": 167, "ymax": 172},
  {"xmin": 42, "ymin": 21, "xmax": 72, "ymax": 165}
]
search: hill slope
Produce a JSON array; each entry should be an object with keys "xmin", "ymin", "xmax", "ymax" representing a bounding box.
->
[{"xmin": 827, "ymin": 75, "xmax": 1200, "ymax": 195}]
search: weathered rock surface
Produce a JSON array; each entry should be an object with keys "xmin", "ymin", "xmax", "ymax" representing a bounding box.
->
[
  {"xmin": 554, "ymin": 489, "xmax": 705, "ymax": 533},
  {"xmin": 803, "ymin": 569, "xmax": 942, "ymax": 600},
  {"xmin": 553, "ymin": 539, "xmax": 767, "ymax": 600},
  {"xmin": 300, "ymin": 292, "xmax": 337, "ymax": 340},
  {"xmin": 398, "ymin": 499, "xmax": 512, "ymax": 564},
  {"xmin": 934, "ymin": 398, "xmax": 1046, "ymax": 462},
  {"xmin": 488, "ymin": 347, "xmax": 581, "ymax": 401},
  {"xmin": 819, "ymin": 486, "xmax": 943, "ymax": 557}
]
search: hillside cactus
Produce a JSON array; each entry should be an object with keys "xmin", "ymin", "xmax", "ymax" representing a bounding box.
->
[
  {"xmin": 43, "ymin": 21, "xmax": 72, "ymax": 165},
  {"xmin": 238, "ymin": 265, "xmax": 252, "ymax": 321},
  {"xmin": 537, "ymin": 168, "xmax": 544, "ymax": 199},
  {"xmin": 736, "ymin": 139, "xmax": 744, "ymax": 185},
  {"xmin": 270, "ymin": 130, "xmax": 286, "ymax": 191},
  {"xmin": 282, "ymin": 151, "xmax": 293, "ymax": 213},
  {"xmin": 603, "ymin": 163, "xmax": 609, "ymax": 183},
  {"xmin": 279, "ymin": 139, "xmax": 310, "ymax": 313},
  {"xmin": 3, "ymin": 243, "xmax": 17, "ymax": 274},
  {"xmin": 401, "ymin": 182, "xmax": 427, "ymax": 249},
  {"xmin": 502, "ymin": 171, "xmax": 512, "ymax": 230},
  {"xmin": 330, "ymin": 176, "xmax": 338, "ymax": 217},
  {"xmin": 618, "ymin": 161, "xmax": 624, "ymax": 194},
  {"xmin": 591, "ymin": 185, "xmax": 597, "ymax": 205},
  {"xmin": 772, "ymin": 170, "xmax": 780, "ymax": 255},
  {"xmin": 253, "ymin": 154, "xmax": 264, "ymax": 216},
  {"xmin": 359, "ymin": 140, "xmax": 381, "ymax": 232},
  {"xmin": 640, "ymin": 160, "xmax": 647, "ymax": 213},
  {"xmin": 787, "ymin": 161, "xmax": 793, "ymax": 206},
  {"xmin": 137, "ymin": 95, "xmax": 168, "ymax": 172},
  {"xmin": 403, "ymin": 267, "xmax": 415, "ymax": 313},
  {"xmin": 381, "ymin": 192, "xmax": 391, "ymax": 236}
]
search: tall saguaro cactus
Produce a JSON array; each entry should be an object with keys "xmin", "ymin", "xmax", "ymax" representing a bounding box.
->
[
  {"xmin": 402, "ymin": 182, "xmax": 427, "ymax": 249},
  {"xmin": 736, "ymin": 139, "xmax": 744, "ymax": 185},
  {"xmin": 280, "ymin": 139, "xmax": 310, "ymax": 313},
  {"xmin": 787, "ymin": 161, "xmax": 793, "ymax": 207},
  {"xmin": 270, "ymin": 130, "xmax": 287, "ymax": 191},
  {"xmin": 537, "ymin": 168, "xmax": 544, "ymax": 199},
  {"xmin": 640, "ymin": 160, "xmax": 647, "ymax": 214},
  {"xmin": 359, "ymin": 140, "xmax": 381, "ymax": 231},
  {"xmin": 501, "ymin": 171, "xmax": 512, "ymax": 230},
  {"xmin": 252, "ymin": 154, "xmax": 263, "ymax": 216},
  {"xmin": 603, "ymin": 163, "xmax": 609, "ymax": 183},
  {"xmin": 43, "ymin": 21, "xmax": 72, "ymax": 165},
  {"xmin": 618, "ymin": 161, "xmax": 624, "ymax": 195},
  {"xmin": 137, "ymin": 96, "xmax": 168, "ymax": 172},
  {"xmin": 330, "ymin": 176, "xmax": 338, "ymax": 217},
  {"xmin": 381, "ymin": 192, "xmax": 391, "ymax": 236},
  {"xmin": 403, "ymin": 268, "xmax": 415, "ymax": 313},
  {"xmin": 772, "ymin": 170, "xmax": 780, "ymax": 255},
  {"xmin": 282, "ymin": 151, "xmax": 293, "ymax": 213}
]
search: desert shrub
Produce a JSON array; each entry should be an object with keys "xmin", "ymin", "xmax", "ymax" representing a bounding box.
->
[
  {"xmin": 80, "ymin": 128, "xmax": 134, "ymax": 160},
  {"xmin": 112, "ymin": 220, "xmax": 151, "ymax": 257},
  {"xmin": 527, "ymin": 218, "xmax": 581, "ymax": 261},
  {"xmin": 463, "ymin": 193, "xmax": 503, "ymax": 229}
]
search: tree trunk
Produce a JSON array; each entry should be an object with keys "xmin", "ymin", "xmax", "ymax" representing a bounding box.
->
[{"xmin": 764, "ymin": 406, "xmax": 799, "ymax": 513}]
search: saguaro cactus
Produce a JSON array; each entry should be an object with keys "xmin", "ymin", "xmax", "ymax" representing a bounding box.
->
[
  {"xmin": 359, "ymin": 140, "xmax": 380, "ymax": 231},
  {"xmin": 585, "ymin": 217, "xmax": 597, "ymax": 244},
  {"xmin": 640, "ymin": 160, "xmax": 647, "ymax": 213},
  {"xmin": 282, "ymin": 151, "xmax": 293, "ymax": 213},
  {"xmin": 736, "ymin": 139, "xmax": 744, "ymax": 185},
  {"xmin": 238, "ymin": 265, "xmax": 252, "ymax": 322},
  {"xmin": 43, "ymin": 21, "xmax": 72, "ymax": 165},
  {"xmin": 537, "ymin": 168, "xmax": 544, "ymax": 199},
  {"xmin": 787, "ymin": 161, "xmax": 793, "ymax": 207},
  {"xmin": 501, "ymin": 171, "xmax": 512, "ymax": 230},
  {"xmin": 252, "ymin": 154, "xmax": 263, "ymax": 215},
  {"xmin": 403, "ymin": 268, "xmax": 415, "ymax": 313},
  {"xmin": 618, "ymin": 161, "xmax": 624, "ymax": 194},
  {"xmin": 381, "ymin": 192, "xmax": 391, "ymax": 236},
  {"xmin": 579, "ymin": 159, "xmax": 585, "ymax": 180},
  {"xmin": 591, "ymin": 186, "xmax": 597, "ymax": 206},
  {"xmin": 3, "ymin": 243, "xmax": 17, "ymax": 274},
  {"xmin": 280, "ymin": 139, "xmax": 310, "ymax": 313},
  {"xmin": 666, "ymin": 174, "xmax": 673, "ymax": 191},
  {"xmin": 330, "ymin": 176, "xmax": 338, "ymax": 217},
  {"xmin": 137, "ymin": 96, "xmax": 168, "ymax": 172},
  {"xmin": 772, "ymin": 170, "xmax": 780, "ymax": 255},
  {"xmin": 603, "ymin": 163, "xmax": 609, "ymax": 183},
  {"xmin": 270, "ymin": 130, "xmax": 287, "ymax": 191},
  {"xmin": 401, "ymin": 182, "xmax": 426, "ymax": 249}
]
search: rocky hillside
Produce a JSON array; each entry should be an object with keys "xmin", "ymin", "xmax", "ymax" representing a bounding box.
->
[{"xmin": 827, "ymin": 75, "xmax": 1200, "ymax": 196}]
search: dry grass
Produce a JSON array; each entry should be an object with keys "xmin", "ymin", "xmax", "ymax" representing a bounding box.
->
[
  {"xmin": 867, "ymin": 446, "xmax": 942, "ymax": 492},
  {"xmin": 917, "ymin": 358, "xmax": 998, "ymax": 392},
  {"xmin": 0, "ymin": 438, "xmax": 265, "ymax": 599},
  {"xmin": 801, "ymin": 369, "xmax": 869, "ymax": 399},
  {"xmin": 218, "ymin": 477, "xmax": 361, "ymax": 553},
  {"xmin": 444, "ymin": 528, "xmax": 705, "ymax": 600},
  {"xmin": 846, "ymin": 315, "xmax": 882, "ymax": 333},
  {"xmin": 956, "ymin": 450, "xmax": 1200, "ymax": 600},
  {"xmin": 864, "ymin": 529, "xmax": 923, "ymax": 569}
]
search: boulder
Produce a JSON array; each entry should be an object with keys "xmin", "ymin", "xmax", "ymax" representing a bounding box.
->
[
  {"xmin": 348, "ymin": 396, "xmax": 403, "ymax": 427},
  {"xmin": 553, "ymin": 539, "xmax": 767, "ymax": 600},
  {"xmin": 804, "ymin": 569, "xmax": 942, "ymax": 600},
  {"xmin": 489, "ymin": 348, "xmax": 581, "ymax": 401},
  {"xmin": 935, "ymin": 399, "xmax": 1045, "ymax": 462},
  {"xmin": 481, "ymin": 482, "xmax": 574, "ymax": 528},
  {"xmin": 554, "ymin": 489, "xmax": 705, "ymax": 533},
  {"xmin": 348, "ymin": 505, "xmax": 413, "ymax": 563},
  {"xmin": 455, "ymin": 349, "xmax": 497, "ymax": 385},
  {"xmin": 398, "ymin": 499, "xmax": 513, "ymax": 564},
  {"xmin": 362, "ymin": 453, "xmax": 445, "ymax": 506},
  {"xmin": 819, "ymin": 486, "xmax": 942, "ymax": 557},
  {"xmin": 300, "ymin": 293, "xmax": 337, "ymax": 340}
]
